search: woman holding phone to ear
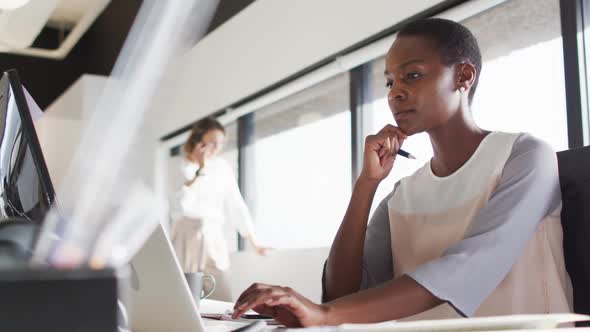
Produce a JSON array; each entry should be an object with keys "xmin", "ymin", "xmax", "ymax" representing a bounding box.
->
[
  {"xmin": 230, "ymin": 18, "xmax": 572, "ymax": 326},
  {"xmin": 171, "ymin": 117, "xmax": 267, "ymax": 301}
]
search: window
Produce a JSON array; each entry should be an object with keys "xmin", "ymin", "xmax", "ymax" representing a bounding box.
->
[
  {"xmin": 466, "ymin": 0, "xmax": 567, "ymax": 150},
  {"xmin": 220, "ymin": 121, "xmax": 239, "ymax": 178},
  {"xmin": 364, "ymin": 0, "xmax": 567, "ymax": 211},
  {"xmin": 252, "ymin": 73, "xmax": 351, "ymax": 248}
]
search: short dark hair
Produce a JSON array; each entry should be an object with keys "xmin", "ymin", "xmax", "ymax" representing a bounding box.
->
[
  {"xmin": 398, "ymin": 18, "xmax": 482, "ymax": 103},
  {"xmin": 184, "ymin": 116, "xmax": 225, "ymax": 156}
]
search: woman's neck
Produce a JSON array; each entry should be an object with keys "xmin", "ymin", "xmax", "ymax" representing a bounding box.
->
[{"xmin": 428, "ymin": 110, "xmax": 489, "ymax": 177}]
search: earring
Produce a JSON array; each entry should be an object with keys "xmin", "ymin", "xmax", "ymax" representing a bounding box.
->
[{"xmin": 459, "ymin": 87, "xmax": 466, "ymax": 93}]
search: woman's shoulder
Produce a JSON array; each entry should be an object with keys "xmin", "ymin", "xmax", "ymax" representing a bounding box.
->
[
  {"xmin": 472, "ymin": 131, "xmax": 555, "ymax": 167},
  {"xmin": 399, "ymin": 132, "xmax": 556, "ymax": 186},
  {"xmin": 180, "ymin": 157, "xmax": 198, "ymax": 176},
  {"xmin": 208, "ymin": 156, "xmax": 231, "ymax": 168},
  {"xmin": 208, "ymin": 157, "xmax": 236, "ymax": 177},
  {"xmin": 498, "ymin": 132, "xmax": 559, "ymax": 185},
  {"xmin": 506, "ymin": 132, "xmax": 556, "ymax": 164}
]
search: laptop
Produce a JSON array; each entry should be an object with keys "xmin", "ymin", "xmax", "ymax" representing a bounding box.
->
[
  {"xmin": 127, "ymin": 223, "xmax": 206, "ymax": 332},
  {"xmin": 128, "ymin": 223, "xmax": 248, "ymax": 332}
]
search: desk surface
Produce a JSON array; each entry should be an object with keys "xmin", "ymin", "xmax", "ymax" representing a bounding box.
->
[
  {"xmin": 201, "ymin": 299, "xmax": 250, "ymax": 332},
  {"xmin": 200, "ymin": 299, "xmax": 235, "ymax": 314},
  {"xmin": 199, "ymin": 301, "xmax": 590, "ymax": 332}
]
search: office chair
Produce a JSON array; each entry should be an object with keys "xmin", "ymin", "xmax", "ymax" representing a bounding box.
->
[{"xmin": 557, "ymin": 145, "xmax": 590, "ymax": 326}]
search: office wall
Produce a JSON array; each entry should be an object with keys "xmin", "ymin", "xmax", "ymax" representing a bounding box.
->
[
  {"xmin": 230, "ymin": 247, "xmax": 330, "ymax": 302},
  {"xmin": 35, "ymin": 74, "xmax": 106, "ymax": 189},
  {"xmin": 161, "ymin": 0, "xmax": 447, "ymax": 137},
  {"xmin": 37, "ymin": 73, "xmax": 164, "ymax": 193},
  {"xmin": 35, "ymin": 116, "xmax": 81, "ymax": 190}
]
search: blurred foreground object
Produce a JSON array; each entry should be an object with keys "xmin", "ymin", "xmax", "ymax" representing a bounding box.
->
[{"xmin": 33, "ymin": 0, "xmax": 220, "ymax": 268}]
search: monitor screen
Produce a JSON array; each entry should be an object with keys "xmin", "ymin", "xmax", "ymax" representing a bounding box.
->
[{"xmin": 0, "ymin": 70, "xmax": 56, "ymax": 223}]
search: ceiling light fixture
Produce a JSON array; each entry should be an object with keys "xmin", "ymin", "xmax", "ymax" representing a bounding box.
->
[{"xmin": 0, "ymin": 0, "xmax": 31, "ymax": 10}]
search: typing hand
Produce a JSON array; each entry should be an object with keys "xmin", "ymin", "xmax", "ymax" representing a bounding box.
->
[{"xmin": 232, "ymin": 283, "xmax": 329, "ymax": 327}]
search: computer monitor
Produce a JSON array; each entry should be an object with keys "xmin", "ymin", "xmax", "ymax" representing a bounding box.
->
[{"xmin": 0, "ymin": 69, "xmax": 56, "ymax": 223}]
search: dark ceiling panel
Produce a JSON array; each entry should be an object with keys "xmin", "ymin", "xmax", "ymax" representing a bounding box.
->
[{"xmin": 207, "ymin": 0, "xmax": 256, "ymax": 33}]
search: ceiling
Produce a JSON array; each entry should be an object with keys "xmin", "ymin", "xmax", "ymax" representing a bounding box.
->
[
  {"xmin": 49, "ymin": 0, "xmax": 95, "ymax": 26},
  {"xmin": 0, "ymin": 0, "xmax": 256, "ymax": 110}
]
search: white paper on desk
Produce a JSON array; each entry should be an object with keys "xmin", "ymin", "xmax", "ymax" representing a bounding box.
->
[{"xmin": 338, "ymin": 314, "xmax": 589, "ymax": 332}]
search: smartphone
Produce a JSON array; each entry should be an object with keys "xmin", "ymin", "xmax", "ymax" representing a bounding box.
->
[{"xmin": 241, "ymin": 314, "xmax": 274, "ymax": 320}]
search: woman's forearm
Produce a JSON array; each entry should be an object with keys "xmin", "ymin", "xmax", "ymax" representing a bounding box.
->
[
  {"xmin": 324, "ymin": 177, "xmax": 380, "ymax": 301},
  {"xmin": 324, "ymin": 275, "xmax": 443, "ymax": 324}
]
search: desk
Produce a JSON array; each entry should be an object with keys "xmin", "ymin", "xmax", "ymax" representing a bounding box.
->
[
  {"xmin": 201, "ymin": 299, "xmax": 236, "ymax": 314},
  {"xmin": 198, "ymin": 301, "xmax": 590, "ymax": 332}
]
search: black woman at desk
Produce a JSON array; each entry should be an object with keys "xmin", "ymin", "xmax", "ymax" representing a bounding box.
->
[{"xmin": 231, "ymin": 18, "xmax": 572, "ymax": 327}]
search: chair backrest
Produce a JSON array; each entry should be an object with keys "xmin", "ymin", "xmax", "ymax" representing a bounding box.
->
[{"xmin": 557, "ymin": 146, "xmax": 590, "ymax": 320}]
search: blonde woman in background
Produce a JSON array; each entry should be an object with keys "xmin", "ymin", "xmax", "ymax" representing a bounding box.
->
[{"xmin": 171, "ymin": 117, "xmax": 266, "ymax": 301}]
